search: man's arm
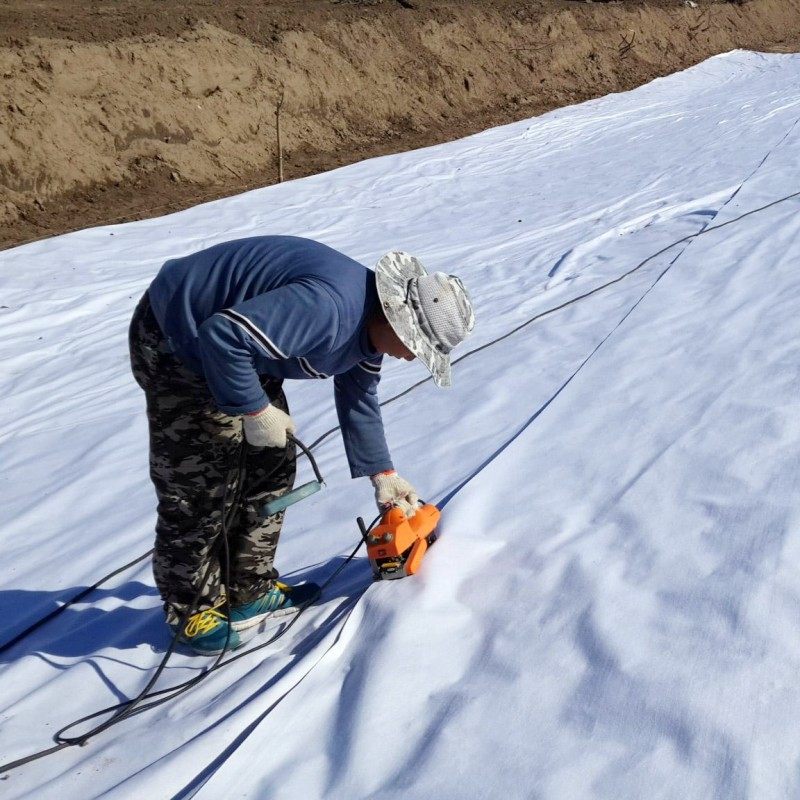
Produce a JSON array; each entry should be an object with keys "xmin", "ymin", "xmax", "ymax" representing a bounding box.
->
[{"xmin": 333, "ymin": 359, "xmax": 393, "ymax": 479}]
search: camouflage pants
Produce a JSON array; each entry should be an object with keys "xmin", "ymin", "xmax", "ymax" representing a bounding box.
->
[{"xmin": 129, "ymin": 293, "xmax": 296, "ymax": 626}]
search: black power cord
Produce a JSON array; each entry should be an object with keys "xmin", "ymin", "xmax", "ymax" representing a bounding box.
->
[
  {"xmin": 53, "ymin": 526, "xmax": 372, "ymax": 742},
  {"xmin": 54, "ymin": 439, "xmax": 248, "ymax": 746}
]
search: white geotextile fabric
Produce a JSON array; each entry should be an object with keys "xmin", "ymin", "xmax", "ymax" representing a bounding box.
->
[{"xmin": 2, "ymin": 50, "xmax": 800, "ymax": 800}]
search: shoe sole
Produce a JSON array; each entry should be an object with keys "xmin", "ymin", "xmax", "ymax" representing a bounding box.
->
[
  {"xmin": 230, "ymin": 605, "xmax": 300, "ymax": 632},
  {"xmin": 188, "ymin": 643, "xmax": 237, "ymax": 656},
  {"xmin": 181, "ymin": 635, "xmax": 243, "ymax": 656}
]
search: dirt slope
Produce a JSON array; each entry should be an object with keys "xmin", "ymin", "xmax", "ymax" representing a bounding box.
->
[{"xmin": 2, "ymin": 0, "xmax": 800, "ymax": 249}]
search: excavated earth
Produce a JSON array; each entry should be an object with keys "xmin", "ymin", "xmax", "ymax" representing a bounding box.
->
[{"xmin": 2, "ymin": 0, "xmax": 800, "ymax": 249}]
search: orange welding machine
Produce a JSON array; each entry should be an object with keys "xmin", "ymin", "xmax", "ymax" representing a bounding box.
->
[{"xmin": 360, "ymin": 504, "xmax": 440, "ymax": 580}]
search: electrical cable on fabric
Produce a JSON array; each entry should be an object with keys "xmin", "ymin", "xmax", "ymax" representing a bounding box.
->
[
  {"xmin": 53, "ymin": 535, "xmax": 370, "ymax": 741},
  {"xmin": 2, "ymin": 182, "xmax": 798, "ymax": 776},
  {"xmin": 55, "ymin": 440, "xmax": 248, "ymax": 745}
]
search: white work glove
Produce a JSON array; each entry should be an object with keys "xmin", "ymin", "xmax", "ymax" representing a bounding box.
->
[
  {"xmin": 242, "ymin": 404, "xmax": 296, "ymax": 448},
  {"xmin": 371, "ymin": 470, "xmax": 420, "ymax": 518}
]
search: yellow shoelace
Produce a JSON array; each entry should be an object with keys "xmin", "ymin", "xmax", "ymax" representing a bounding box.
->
[{"xmin": 183, "ymin": 600, "xmax": 228, "ymax": 638}]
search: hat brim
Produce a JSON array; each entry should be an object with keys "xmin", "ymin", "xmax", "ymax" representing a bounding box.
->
[{"xmin": 374, "ymin": 251, "xmax": 452, "ymax": 389}]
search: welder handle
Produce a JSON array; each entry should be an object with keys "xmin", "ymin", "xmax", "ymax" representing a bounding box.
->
[
  {"xmin": 260, "ymin": 480, "xmax": 323, "ymax": 517},
  {"xmin": 258, "ymin": 434, "xmax": 325, "ymax": 517}
]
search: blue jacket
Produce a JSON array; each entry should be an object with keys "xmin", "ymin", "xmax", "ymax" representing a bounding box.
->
[{"xmin": 148, "ymin": 236, "xmax": 393, "ymax": 478}]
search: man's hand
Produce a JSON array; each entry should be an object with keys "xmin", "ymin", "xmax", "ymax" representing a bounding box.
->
[
  {"xmin": 371, "ymin": 470, "xmax": 419, "ymax": 518},
  {"xmin": 243, "ymin": 404, "xmax": 296, "ymax": 448}
]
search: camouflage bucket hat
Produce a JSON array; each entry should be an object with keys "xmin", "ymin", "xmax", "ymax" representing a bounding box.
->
[{"xmin": 375, "ymin": 251, "xmax": 475, "ymax": 388}]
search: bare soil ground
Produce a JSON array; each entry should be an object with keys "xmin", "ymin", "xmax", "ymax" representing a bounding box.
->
[{"xmin": 2, "ymin": 0, "xmax": 799, "ymax": 250}]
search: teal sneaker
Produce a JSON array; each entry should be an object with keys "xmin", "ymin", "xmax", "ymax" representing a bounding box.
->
[
  {"xmin": 230, "ymin": 581, "xmax": 321, "ymax": 632},
  {"xmin": 174, "ymin": 600, "xmax": 242, "ymax": 655}
]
